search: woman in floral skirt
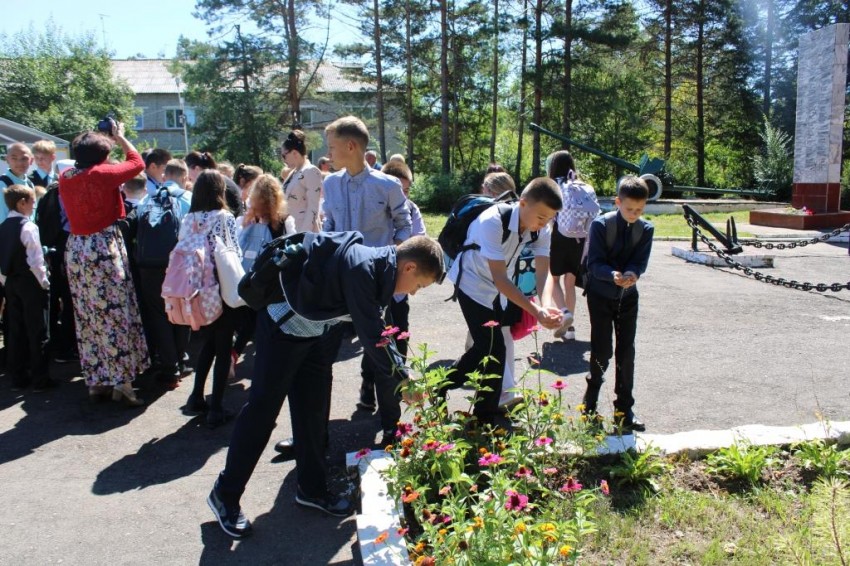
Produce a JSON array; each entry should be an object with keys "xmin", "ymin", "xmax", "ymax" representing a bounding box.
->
[{"xmin": 58, "ymin": 121, "xmax": 148, "ymax": 405}]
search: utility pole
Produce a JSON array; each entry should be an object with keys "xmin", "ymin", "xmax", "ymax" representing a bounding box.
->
[{"xmin": 175, "ymin": 77, "xmax": 190, "ymax": 154}]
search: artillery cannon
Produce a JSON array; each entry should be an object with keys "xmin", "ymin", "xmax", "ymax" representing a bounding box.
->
[{"xmin": 530, "ymin": 123, "xmax": 770, "ymax": 201}]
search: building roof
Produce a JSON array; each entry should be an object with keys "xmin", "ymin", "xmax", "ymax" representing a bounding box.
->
[
  {"xmin": 110, "ymin": 59, "xmax": 374, "ymax": 95},
  {"xmin": 0, "ymin": 117, "xmax": 70, "ymax": 146}
]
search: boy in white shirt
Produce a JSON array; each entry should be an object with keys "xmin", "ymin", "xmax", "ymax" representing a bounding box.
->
[{"xmin": 442, "ymin": 177, "xmax": 564, "ymax": 423}]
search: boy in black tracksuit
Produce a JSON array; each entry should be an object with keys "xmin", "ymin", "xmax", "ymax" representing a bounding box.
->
[
  {"xmin": 0, "ymin": 185, "xmax": 53, "ymax": 391},
  {"xmin": 583, "ymin": 176, "xmax": 654, "ymax": 433},
  {"xmin": 207, "ymin": 232, "xmax": 444, "ymax": 539}
]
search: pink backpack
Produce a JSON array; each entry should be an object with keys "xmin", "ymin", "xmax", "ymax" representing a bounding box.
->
[{"xmin": 161, "ymin": 213, "xmax": 223, "ymax": 331}]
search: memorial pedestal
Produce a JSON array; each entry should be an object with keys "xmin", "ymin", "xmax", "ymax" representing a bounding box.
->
[{"xmin": 749, "ymin": 208, "xmax": 850, "ymax": 229}]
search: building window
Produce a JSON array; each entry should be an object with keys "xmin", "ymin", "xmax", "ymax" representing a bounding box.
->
[
  {"xmin": 301, "ymin": 108, "xmax": 317, "ymax": 126},
  {"xmin": 348, "ymin": 105, "xmax": 376, "ymax": 121},
  {"xmin": 164, "ymin": 107, "xmax": 196, "ymax": 129},
  {"xmin": 134, "ymin": 108, "xmax": 145, "ymax": 131}
]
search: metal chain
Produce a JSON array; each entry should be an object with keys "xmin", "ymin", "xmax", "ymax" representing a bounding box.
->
[
  {"xmin": 738, "ymin": 223, "xmax": 850, "ymax": 250},
  {"xmin": 684, "ymin": 216, "xmax": 850, "ymax": 292}
]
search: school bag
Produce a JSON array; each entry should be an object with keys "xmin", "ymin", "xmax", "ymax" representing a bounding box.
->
[
  {"xmin": 136, "ymin": 187, "xmax": 186, "ymax": 268},
  {"xmin": 238, "ymin": 222, "xmax": 274, "ymax": 273},
  {"xmin": 35, "ymin": 182, "xmax": 66, "ymax": 249},
  {"xmin": 237, "ymin": 232, "xmax": 309, "ymax": 311},
  {"xmin": 161, "ymin": 213, "xmax": 223, "ymax": 330},
  {"xmin": 577, "ymin": 210, "xmax": 647, "ymax": 289},
  {"xmin": 556, "ymin": 176, "xmax": 600, "ymax": 239}
]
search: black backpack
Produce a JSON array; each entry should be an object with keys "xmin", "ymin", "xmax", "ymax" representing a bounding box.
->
[
  {"xmin": 135, "ymin": 187, "xmax": 186, "ymax": 268},
  {"xmin": 35, "ymin": 182, "xmax": 67, "ymax": 249},
  {"xmin": 237, "ymin": 232, "xmax": 308, "ymax": 311}
]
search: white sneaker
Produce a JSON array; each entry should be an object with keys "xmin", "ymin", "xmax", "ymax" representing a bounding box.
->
[
  {"xmin": 562, "ymin": 326, "xmax": 576, "ymax": 341},
  {"xmin": 554, "ymin": 310, "xmax": 574, "ymax": 339},
  {"xmin": 499, "ymin": 390, "xmax": 523, "ymax": 409}
]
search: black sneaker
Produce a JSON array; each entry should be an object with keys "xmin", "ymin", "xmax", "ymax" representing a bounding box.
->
[
  {"xmin": 207, "ymin": 485, "xmax": 253, "ymax": 538},
  {"xmin": 295, "ymin": 488, "xmax": 353, "ymax": 517}
]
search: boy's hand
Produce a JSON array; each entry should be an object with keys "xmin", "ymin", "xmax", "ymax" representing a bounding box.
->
[
  {"xmin": 623, "ymin": 271, "xmax": 638, "ymax": 287},
  {"xmin": 535, "ymin": 305, "xmax": 563, "ymax": 330}
]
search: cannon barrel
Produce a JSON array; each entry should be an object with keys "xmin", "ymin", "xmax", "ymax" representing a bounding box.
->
[{"xmin": 529, "ymin": 123, "xmax": 640, "ymax": 173}]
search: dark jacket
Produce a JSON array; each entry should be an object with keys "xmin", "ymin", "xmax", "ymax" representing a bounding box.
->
[
  {"xmin": 585, "ymin": 211, "xmax": 654, "ymax": 300},
  {"xmin": 282, "ymin": 231, "xmax": 405, "ymax": 379}
]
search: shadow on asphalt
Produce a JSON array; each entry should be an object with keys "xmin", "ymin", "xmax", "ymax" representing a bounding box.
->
[
  {"xmin": 539, "ymin": 339, "xmax": 590, "ymax": 377},
  {"xmin": 0, "ymin": 363, "xmax": 174, "ymax": 467}
]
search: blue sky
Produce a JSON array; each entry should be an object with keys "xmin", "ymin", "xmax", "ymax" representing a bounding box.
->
[{"xmin": 5, "ymin": 0, "xmax": 362, "ymax": 59}]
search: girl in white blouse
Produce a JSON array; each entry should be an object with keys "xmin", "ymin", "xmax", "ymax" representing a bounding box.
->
[{"xmin": 281, "ymin": 130, "xmax": 323, "ymax": 233}]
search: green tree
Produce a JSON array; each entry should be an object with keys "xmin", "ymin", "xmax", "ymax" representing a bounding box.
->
[
  {"xmin": 0, "ymin": 24, "xmax": 135, "ymax": 142},
  {"xmin": 173, "ymin": 33, "xmax": 282, "ymax": 170}
]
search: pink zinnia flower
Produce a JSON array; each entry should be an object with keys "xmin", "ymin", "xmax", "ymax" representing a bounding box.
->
[
  {"xmin": 534, "ymin": 436, "xmax": 553, "ymax": 447},
  {"xmin": 560, "ymin": 477, "xmax": 583, "ymax": 493},
  {"xmin": 543, "ymin": 467, "xmax": 558, "ymax": 475},
  {"xmin": 530, "ymin": 324, "xmax": 542, "ymax": 333},
  {"xmin": 504, "ymin": 489, "xmax": 529, "ymax": 511},
  {"xmin": 397, "ymin": 331, "xmax": 410, "ymax": 340},
  {"xmin": 514, "ymin": 466, "xmax": 533, "ymax": 479},
  {"xmin": 435, "ymin": 442, "xmax": 455, "ymax": 454},
  {"xmin": 381, "ymin": 326, "xmax": 400, "ymax": 337},
  {"xmin": 478, "ymin": 453, "xmax": 504, "ymax": 466},
  {"xmin": 395, "ymin": 422, "xmax": 413, "ymax": 438},
  {"xmin": 482, "ymin": 320, "xmax": 499, "ymax": 328},
  {"xmin": 551, "ymin": 379, "xmax": 567, "ymax": 391},
  {"xmin": 439, "ymin": 485, "xmax": 451, "ymax": 496},
  {"xmin": 599, "ymin": 479, "xmax": 610, "ymax": 495},
  {"xmin": 397, "ymin": 527, "xmax": 409, "ymax": 537},
  {"xmin": 355, "ymin": 448, "xmax": 372, "ymax": 460},
  {"xmin": 422, "ymin": 440, "xmax": 440, "ymax": 451},
  {"xmin": 376, "ymin": 338, "xmax": 391, "ymax": 348}
]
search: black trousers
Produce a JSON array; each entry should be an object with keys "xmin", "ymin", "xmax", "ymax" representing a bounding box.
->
[
  {"xmin": 586, "ymin": 290, "xmax": 639, "ymax": 414},
  {"xmin": 5, "ymin": 275, "xmax": 49, "ymax": 387},
  {"xmin": 359, "ymin": 297, "xmax": 408, "ymax": 433},
  {"xmin": 139, "ymin": 268, "xmax": 190, "ymax": 373},
  {"xmin": 46, "ymin": 251, "xmax": 76, "ymax": 356},
  {"xmin": 440, "ymin": 289, "xmax": 505, "ymax": 422},
  {"xmin": 191, "ymin": 305, "xmax": 236, "ymax": 411},
  {"xmin": 217, "ymin": 311, "xmax": 335, "ymax": 507}
]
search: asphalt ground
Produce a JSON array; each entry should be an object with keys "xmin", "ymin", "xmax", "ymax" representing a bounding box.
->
[{"xmin": 1, "ymin": 236, "xmax": 848, "ymax": 565}]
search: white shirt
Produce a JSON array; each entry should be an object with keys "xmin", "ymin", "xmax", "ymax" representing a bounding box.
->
[
  {"xmin": 0, "ymin": 211, "xmax": 49, "ymax": 289},
  {"xmin": 447, "ymin": 204, "xmax": 551, "ymax": 309}
]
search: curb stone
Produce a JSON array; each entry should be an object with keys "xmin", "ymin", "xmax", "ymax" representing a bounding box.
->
[{"xmin": 347, "ymin": 420, "xmax": 850, "ymax": 565}]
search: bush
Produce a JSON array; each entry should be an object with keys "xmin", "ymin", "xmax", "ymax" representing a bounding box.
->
[
  {"xmin": 410, "ymin": 171, "xmax": 485, "ymax": 213},
  {"xmin": 752, "ymin": 120, "xmax": 793, "ymax": 202},
  {"xmin": 706, "ymin": 442, "xmax": 778, "ymax": 485}
]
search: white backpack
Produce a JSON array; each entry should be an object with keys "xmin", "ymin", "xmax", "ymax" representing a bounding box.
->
[
  {"xmin": 556, "ymin": 177, "xmax": 600, "ymax": 238},
  {"xmin": 161, "ymin": 213, "xmax": 223, "ymax": 331}
]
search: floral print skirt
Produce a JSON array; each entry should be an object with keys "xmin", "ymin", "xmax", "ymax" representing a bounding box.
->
[{"xmin": 65, "ymin": 224, "xmax": 149, "ymax": 386}]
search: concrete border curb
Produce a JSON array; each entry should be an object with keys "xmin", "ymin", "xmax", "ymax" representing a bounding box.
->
[{"xmin": 348, "ymin": 420, "xmax": 850, "ymax": 565}]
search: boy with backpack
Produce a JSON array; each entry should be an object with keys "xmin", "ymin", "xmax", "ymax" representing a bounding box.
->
[
  {"xmin": 547, "ymin": 150, "xmax": 600, "ymax": 341},
  {"xmin": 0, "ymin": 185, "xmax": 53, "ymax": 391},
  {"xmin": 120, "ymin": 170, "xmax": 192, "ymax": 387},
  {"xmin": 582, "ymin": 175, "xmax": 654, "ymax": 433},
  {"xmin": 143, "ymin": 148, "xmax": 173, "ymax": 195},
  {"xmin": 440, "ymin": 178, "xmax": 565, "ymax": 424},
  {"xmin": 207, "ymin": 233, "xmax": 444, "ymax": 538}
]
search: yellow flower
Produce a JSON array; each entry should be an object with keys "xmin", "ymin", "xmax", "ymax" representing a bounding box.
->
[
  {"xmin": 559, "ymin": 545, "xmax": 572, "ymax": 557},
  {"xmin": 544, "ymin": 534, "xmax": 557, "ymax": 544},
  {"xmin": 438, "ymin": 528, "xmax": 447, "ymax": 536},
  {"xmin": 473, "ymin": 516, "xmax": 484, "ymax": 529},
  {"xmin": 614, "ymin": 410, "xmax": 625, "ymax": 418},
  {"xmin": 514, "ymin": 522, "xmax": 527, "ymax": 534},
  {"xmin": 539, "ymin": 522, "xmax": 557, "ymax": 532},
  {"xmin": 553, "ymin": 412, "xmax": 563, "ymax": 423},
  {"xmin": 576, "ymin": 403, "xmax": 586, "ymax": 412},
  {"xmin": 414, "ymin": 542, "xmax": 425, "ymax": 553},
  {"xmin": 580, "ymin": 415, "xmax": 587, "ymax": 422}
]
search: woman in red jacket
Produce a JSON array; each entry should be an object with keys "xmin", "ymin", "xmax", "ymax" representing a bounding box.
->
[{"xmin": 59, "ymin": 121, "xmax": 148, "ymax": 405}]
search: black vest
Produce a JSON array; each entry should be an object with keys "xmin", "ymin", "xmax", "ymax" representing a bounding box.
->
[
  {"xmin": 0, "ymin": 216, "xmax": 31, "ymax": 279},
  {"xmin": 29, "ymin": 170, "xmax": 51, "ymax": 188}
]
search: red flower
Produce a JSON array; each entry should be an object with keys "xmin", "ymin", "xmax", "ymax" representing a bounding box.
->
[
  {"xmin": 482, "ymin": 320, "xmax": 500, "ymax": 328},
  {"xmin": 374, "ymin": 531, "xmax": 389, "ymax": 544},
  {"xmin": 397, "ymin": 527, "xmax": 409, "ymax": 537},
  {"xmin": 600, "ymin": 479, "xmax": 610, "ymax": 495},
  {"xmin": 514, "ymin": 466, "xmax": 533, "ymax": 479},
  {"xmin": 551, "ymin": 379, "xmax": 567, "ymax": 390},
  {"xmin": 397, "ymin": 331, "xmax": 411, "ymax": 340},
  {"xmin": 381, "ymin": 326, "xmax": 400, "ymax": 337},
  {"xmin": 534, "ymin": 436, "xmax": 553, "ymax": 447},
  {"xmin": 402, "ymin": 491, "xmax": 421, "ymax": 503},
  {"xmin": 504, "ymin": 489, "xmax": 529, "ymax": 511},
  {"xmin": 560, "ymin": 477, "xmax": 583, "ymax": 493},
  {"xmin": 355, "ymin": 448, "xmax": 372, "ymax": 460},
  {"xmin": 376, "ymin": 338, "xmax": 392, "ymax": 348}
]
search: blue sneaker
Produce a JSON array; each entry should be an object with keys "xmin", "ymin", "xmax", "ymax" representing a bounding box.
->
[{"xmin": 207, "ymin": 484, "xmax": 253, "ymax": 538}]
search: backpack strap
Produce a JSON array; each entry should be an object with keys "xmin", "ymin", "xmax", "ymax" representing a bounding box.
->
[{"xmin": 603, "ymin": 210, "xmax": 645, "ymax": 255}]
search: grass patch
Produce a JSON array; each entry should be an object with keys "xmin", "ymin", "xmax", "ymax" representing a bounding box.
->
[{"xmin": 423, "ymin": 210, "xmax": 754, "ymax": 239}]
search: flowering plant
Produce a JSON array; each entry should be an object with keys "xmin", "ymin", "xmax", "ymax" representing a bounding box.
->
[{"xmin": 369, "ymin": 323, "xmax": 614, "ymax": 564}]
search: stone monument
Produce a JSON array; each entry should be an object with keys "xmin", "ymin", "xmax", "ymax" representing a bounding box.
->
[{"xmin": 751, "ymin": 23, "xmax": 850, "ymax": 229}]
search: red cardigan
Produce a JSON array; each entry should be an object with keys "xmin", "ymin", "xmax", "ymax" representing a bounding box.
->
[{"xmin": 58, "ymin": 151, "xmax": 145, "ymax": 236}]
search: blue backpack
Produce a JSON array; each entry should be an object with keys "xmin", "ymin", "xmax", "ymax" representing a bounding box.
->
[
  {"xmin": 136, "ymin": 187, "xmax": 187, "ymax": 268},
  {"xmin": 238, "ymin": 222, "xmax": 274, "ymax": 273}
]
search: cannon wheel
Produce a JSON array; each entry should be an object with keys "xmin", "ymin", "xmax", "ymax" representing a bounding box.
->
[{"xmin": 640, "ymin": 174, "xmax": 664, "ymax": 202}]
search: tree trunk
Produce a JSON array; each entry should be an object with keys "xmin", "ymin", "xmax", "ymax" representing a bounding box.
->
[
  {"xmin": 489, "ymin": 0, "xmax": 499, "ymax": 163},
  {"xmin": 762, "ymin": 0, "xmax": 773, "ymax": 118},
  {"xmin": 373, "ymin": 0, "xmax": 387, "ymax": 162},
  {"xmin": 532, "ymin": 0, "xmax": 543, "ymax": 177},
  {"xmin": 696, "ymin": 1, "xmax": 706, "ymax": 186},
  {"xmin": 235, "ymin": 25, "xmax": 261, "ymax": 164},
  {"xmin": 440, "ymin": 0, "xmax": 450, "ymax": 174},
  {"xmin": 664, "ymin": 0, "xmax": 673, "ymax": 159},
  {"xmin": 405, "ymin": 0, "xmax": 414, "ymax": 173},
  {"xmin": 515, "ymin": 0, "xmax": 529, "ymax": 181},
  {"xmin": 286, "ymin": 0, "xmax": 300, "ymax": 127},
  {"xmin": 562, "ymin": 0, "xmax": 573, "ymax": 144}
]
